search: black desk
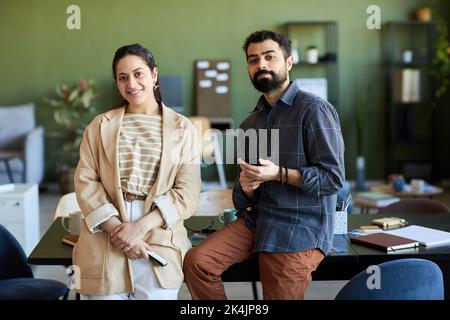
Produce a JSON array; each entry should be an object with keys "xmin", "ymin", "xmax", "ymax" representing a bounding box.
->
[
  {"xmin": 28, "ymin": 217, "xmax": 357, "ymax": 278},
  {"xmin": 28, "ymin": 213, "xmax": 450, "ymax": 299}
]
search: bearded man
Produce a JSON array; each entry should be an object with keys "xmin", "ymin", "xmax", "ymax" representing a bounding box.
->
[{"xmin": 183, "ymin": 30, "xmax": 345, "ymax": 300}]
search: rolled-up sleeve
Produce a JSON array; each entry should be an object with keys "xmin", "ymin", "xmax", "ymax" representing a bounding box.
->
[
  {"xmin": 84, "ymin": 203, "xmax": 119, "ymax": 233},
  {"xmin": 300, "ymin": 103, "xmax": 345, "ymax": 196},
  {"xmin": 153, "ymin": 194, "xmax": 179, "ymax": 228}
]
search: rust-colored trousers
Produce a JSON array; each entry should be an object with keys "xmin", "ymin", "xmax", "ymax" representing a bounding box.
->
[{"xmin": 183, "ymin": 217, "xmax": 325, "ymax": 300}]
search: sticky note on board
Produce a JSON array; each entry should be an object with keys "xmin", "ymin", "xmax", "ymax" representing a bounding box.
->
[
  {"xmin": 205, "ymin": 70, "xmax": 218, "ymax": 78},
  {"xmin": 215, "ymin": 86, "xmax": 228, "ymax": 94},
  {"xmin": 196, "ymin": 61, "xmax": 210, "ymax": 69},
  {"xmin": 217, "ymin": 62, "xmax": 230, "ymax": 70},
  {"xmin": 216, "ymin": 73, "xmax": 229, "ymax": 81},
  {"xmin": 199, "ymin": 80, "xmax": 212, "ymax": 88}
]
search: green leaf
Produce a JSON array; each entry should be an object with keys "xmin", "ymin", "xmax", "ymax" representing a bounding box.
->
[
  {"xmin": 68, "ymin": 89, "xmax": 79, "ymax": 103},
  {"xmin": 45, "ymin": 78, "xmax": 100, "ymax": 167},
  {"xmin": 55, "ymin": 85, "xmax": 65, "ymax": 98}
]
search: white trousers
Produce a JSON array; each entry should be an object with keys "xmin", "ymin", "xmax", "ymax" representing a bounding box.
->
[{"xmin": 81, "ymin": 200, "xmax": 179, "ymax": 300}]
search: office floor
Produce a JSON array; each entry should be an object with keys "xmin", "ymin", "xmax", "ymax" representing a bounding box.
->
[{"xmin": 33, "ymin": 183, "xmax": 450, "ymax": 300}]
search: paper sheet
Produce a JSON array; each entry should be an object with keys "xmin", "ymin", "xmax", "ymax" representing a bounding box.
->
[
  {"xmin": 215, "ymin": 86, "xmax": 228, "ymax": 94},
  {"xmin": 196, "ymin": 61, "xmax": 210, "ymax": 69},
  {"xmin": 199, "ymin": 80, "xmax": 212, "ymax": 88},
  {"xmin": 385, "ymin": 225, "xmax": 450, "ymax": 246}
]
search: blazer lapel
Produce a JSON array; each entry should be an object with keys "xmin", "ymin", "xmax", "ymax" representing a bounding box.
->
[
  {"xmin": 100, "ymin": 107, "xmax": 127, "ymax": 220},
  {"xmin": 100, "ymin": 107, "xmax": 125, "ymax": 169}
]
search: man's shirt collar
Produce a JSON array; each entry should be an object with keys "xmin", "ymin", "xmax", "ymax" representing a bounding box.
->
[{"xmin": 253, "ymin": 81, "xmax": 299, "ymax": 112}]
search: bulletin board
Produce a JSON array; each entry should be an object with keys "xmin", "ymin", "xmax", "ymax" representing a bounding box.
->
[{"xmin": 195, "ymin": 59, "xmax": 231, "ymax": 117}]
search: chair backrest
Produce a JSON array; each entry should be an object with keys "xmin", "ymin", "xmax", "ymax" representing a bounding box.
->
[
  {"xmin": 0, "ymin": 103, "xmax": 36, "ymax": 149},
  {"xmin": 0, "ymin": 224, "xmax": 33, "ymax": 280},
  {"xmin": 335, "ymin": 258, "xmax": 444, "ymax": 300},
  {"xmin": 53, "ymin": 192, "xmax": 81, "ymax": 220},
  {"xmin": 188, "ymin": 116, "xmax": 211, "ymax": 136},
  {"xmin": 378, "ymin": 198, "xmax": 450, "ymax": 214},
  {"xmin": 187, "ymin": 116, "xmax": 215, "ymax": 159}
]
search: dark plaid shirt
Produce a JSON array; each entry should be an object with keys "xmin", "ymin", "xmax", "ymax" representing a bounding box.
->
[{"xmin": 233, "ymin": 81, "xmax": 345, "ymax": 255}]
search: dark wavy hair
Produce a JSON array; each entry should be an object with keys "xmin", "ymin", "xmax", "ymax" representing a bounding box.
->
[
  {"xmin": 243, "ymin": 30, "xmax": 291, "ymax": 59},
  {"xmin": 112, "ymin": 43, "xmax": 163, "ymax": 108}
]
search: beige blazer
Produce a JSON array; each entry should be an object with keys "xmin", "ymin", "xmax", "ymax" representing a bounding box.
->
[{"xmin": 73, "ymin": 105, "xmax": 201, "ymax": 295}]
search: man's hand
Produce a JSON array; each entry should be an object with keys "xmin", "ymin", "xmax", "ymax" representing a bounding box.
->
[
  {"xmin": 237, "ymin": 158, "xmax": 280, "ymax": 198},
  {"xmin": 239, "ymin": 169, "xmax": 263, "ymax": 194},
  {"xmin": 238, "ymin": 158, "xmax": 279, "ymax": 183},
  {"xmin": 110, "ymin": 221, "xmax": 147, "ymax": 253}
]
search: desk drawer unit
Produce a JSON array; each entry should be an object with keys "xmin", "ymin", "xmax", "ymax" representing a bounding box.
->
[
  {"xmin": 0, "ymin": 199, "xmax": 24, "ymax": 222},
  {"xmin": 0, "ymin": 184, "xmax": 39, "ymax": 256}
]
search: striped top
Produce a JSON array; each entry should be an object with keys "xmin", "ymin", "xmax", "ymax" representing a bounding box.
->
[{"xmin": 118, "ymin": 113, "xmax": 162, "ymax": 196}]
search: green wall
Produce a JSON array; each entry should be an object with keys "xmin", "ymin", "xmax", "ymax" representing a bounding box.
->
[{"xmin": 1, "ymin": 0, "xmax": 449, "ymax": 182}]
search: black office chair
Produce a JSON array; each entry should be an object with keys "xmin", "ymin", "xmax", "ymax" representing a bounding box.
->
[
  {"xmin": 0, "ymin": 224, "xmax": 69, "ymax": 300},
  {"xmin": 378, "ymin": 198, "xmax": 450, "ymax": 214}
]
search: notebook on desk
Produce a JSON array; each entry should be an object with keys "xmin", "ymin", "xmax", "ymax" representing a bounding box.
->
[
  {"xmin": 350, "ymin": 232, "xmax": 419, "ymax": 252},
  {"xmin": 385, "ymin": 225, "xmax": 450, "ymax": 247}
]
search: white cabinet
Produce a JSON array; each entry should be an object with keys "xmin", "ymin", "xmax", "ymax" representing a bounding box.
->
[{"xmin": 0, "ymin": 184, "xmax": 39, "ymax": 256}]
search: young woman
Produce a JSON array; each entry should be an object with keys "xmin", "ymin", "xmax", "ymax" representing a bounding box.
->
[{"xmin": 74, "ymin": 43, "xmax": 200, "ymax": 299}]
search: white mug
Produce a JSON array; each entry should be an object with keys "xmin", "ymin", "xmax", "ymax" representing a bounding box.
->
[
  {"xmin": 403, "ymin": 50, "xmax": 413, "ymax": 63},
  {"xmin": 219, "ymin": 209, "xmax": 238, "ymax": 225},
  {"xmin": 61, "ymin": 211, "xmax": 84, "ymax": 235},
  {"xmin": 411, "ymin": 179, "xmax": 425, "ymax": 193}
]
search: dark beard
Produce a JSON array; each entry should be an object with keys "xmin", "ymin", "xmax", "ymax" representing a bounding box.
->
[{"xmin": 251, "ymin": 69, "xmax": 287, "ymax": 93}]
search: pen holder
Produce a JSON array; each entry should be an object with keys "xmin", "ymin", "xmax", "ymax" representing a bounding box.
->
[{"xmin": 334, "ymin": 210, "xmax": 348, "ymax": 235}]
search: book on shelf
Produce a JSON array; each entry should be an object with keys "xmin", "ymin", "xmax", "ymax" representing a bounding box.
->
[
  {"xmin": 410, "ymin": 69, "xmax": 421, "ymax": 102},
  {"xmin": 62, "ymin": 234, "xmax": 79, "ymax": 247},
  {"xmin": 355, "ymin": 192, "xmax": 400, "ymax": 207},
  {"xmin": 350, "ymin": 232, "xmax": 419, "ymax": 252},
  {"xmin": 393, "ymin": 68, "xmax": 420, "ymax": 103},
  {"xmin": 385, "ymin": 225, "xmax": 450, "ymax": 247}
]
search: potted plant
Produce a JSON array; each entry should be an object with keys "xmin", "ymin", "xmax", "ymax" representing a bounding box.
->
[
  {"xmin": 418, "ymin": 2, "xmax": 450, "ymax": 105},
  {"xmin": 416, "ymin": 7, "xmax": 432, "ymax": 22},
  {"xmin": 429, "ymin": 15, "xmax": 450, "ymax": 105},
  {"xmin": 44, "ymin": 77, "xmax": 99, "ymax": 194}
]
